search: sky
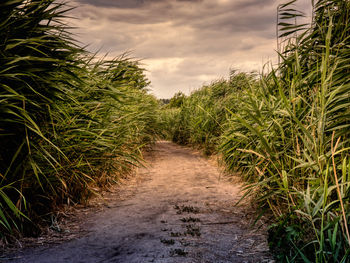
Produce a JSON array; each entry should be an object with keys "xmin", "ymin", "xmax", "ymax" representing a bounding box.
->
[{"xmin": 66, "ymin": 0, "xmax": 312, "ymax": 98}]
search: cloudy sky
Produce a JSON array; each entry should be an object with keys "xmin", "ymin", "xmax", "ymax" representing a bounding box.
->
[{"xmin": 66, "ymin": 0, "xmax": 311, "ymax": 98}]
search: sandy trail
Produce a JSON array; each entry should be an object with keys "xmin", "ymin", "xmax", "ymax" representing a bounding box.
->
[{"xmin": 5, "ymin": 141, "xmax": 273, "ymax": 263}]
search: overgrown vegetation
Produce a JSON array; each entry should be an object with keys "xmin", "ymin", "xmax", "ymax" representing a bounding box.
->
[
  {"xmin": 2, "ymin": 0, "xmax": 349, "ymax": 261},
  {"xmin": 0, "ymin": 0, "xmax": 158, "ymax": 240},
  {"xmin": 162, "ymin": 0, "xmax": 350, "ymax": 261}
]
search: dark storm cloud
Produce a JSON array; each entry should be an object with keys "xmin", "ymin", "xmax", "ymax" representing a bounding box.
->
[
  {"xmin": 187, "ymin": 9, "xmax": 276, "ymax": 34},
  {"xmin": 74, "ymin": 0, "xmax": 202, "ymax": 8},
  {"xmin": 233, "ymin": 0, "xmax": 275, "ymax": 9},
  {"xmin": 73, "ymin": 0, "xmax": 276, "ymax": 33},
  {"xmin": 74, "ymin": 0, "xmax": 160, "ymax": 8},
  {"xmin": 67, "ymin": 0, "xmax": 311, "ymax": 98}
]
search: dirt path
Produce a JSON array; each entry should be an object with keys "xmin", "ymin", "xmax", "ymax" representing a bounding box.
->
[{"xmin": 4, "ymin": 141, "xmax": 273, "ymax": 263}]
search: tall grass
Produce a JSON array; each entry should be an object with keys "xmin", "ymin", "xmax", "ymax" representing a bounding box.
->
[
  {"xmin": 0, "ymin": 0, "xmax": 159, "ymax": 239},
  {"xmin": 161, "ymin": 74, "xmax": 252, "ymax": 154},
  {"xmin": 162, "ymin": 0, "xmax": 350, "ymax": 261}
]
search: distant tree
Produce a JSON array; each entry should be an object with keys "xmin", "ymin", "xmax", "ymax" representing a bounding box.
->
[
  {"xmin": 168, "ymin": 92, "xmax": 186, "ymax": 108},
  {"xmin": 159, "ymin": 98, "xmax": 170, "ymax": 105}
]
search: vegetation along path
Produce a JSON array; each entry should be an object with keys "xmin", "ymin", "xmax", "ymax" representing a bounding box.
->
[{"xmin": 7, "ymin": 141, "xmax": 273, "ymax": 263}]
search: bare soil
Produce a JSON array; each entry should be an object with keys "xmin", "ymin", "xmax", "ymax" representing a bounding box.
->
[{"xmin": 1, "ymin": 141, "xmax": 274, "ymax": 263}]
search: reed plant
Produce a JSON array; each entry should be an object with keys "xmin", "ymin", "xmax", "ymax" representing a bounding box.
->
[
  {"xmin": 0, "ymin": 0, "xmax": 159, "ymax": 239},
  {"xmin": 162, "ymin": 0, "xmax": 350, "ymax": 261}
]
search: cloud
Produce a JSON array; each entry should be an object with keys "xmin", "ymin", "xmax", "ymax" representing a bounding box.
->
[
  {"xmin": 73, "ymin": 0, "xmax": 163, "ymax": 9},
  {"xmin": 66, "ymin": 0, "xmax": 311, "ymax": 98},
  {"xmin": 73, "ymin": 0, "xmax": 203, "ymax": 9}
]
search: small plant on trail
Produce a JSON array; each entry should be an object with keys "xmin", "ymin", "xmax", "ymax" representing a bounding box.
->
[
  {"xmin": 160, "ymin": 238, "xmax": 175, "ymax": 245},
  {"xmin": 169, "ymin": 248, "xmax": 188, "ymax": 257},
  {"xmin": 174, "ymin": 205, "xmax": 200, "ymax": 214},
  {"xmin": 170, "ymin": 232, "xmax": 183, "ymax": 237},
  {"xmin": 184, "ymin": 224, "xmax": 201, "ymax": 237}
]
